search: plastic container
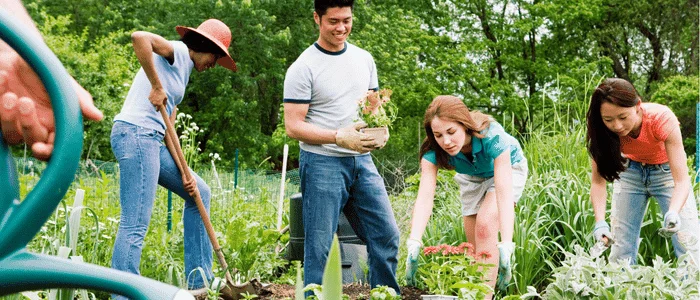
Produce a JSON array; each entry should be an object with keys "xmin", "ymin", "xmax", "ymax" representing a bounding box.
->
[{"xmin": 361, "ymin": 127, "xmax": 389, "ymax": 148}]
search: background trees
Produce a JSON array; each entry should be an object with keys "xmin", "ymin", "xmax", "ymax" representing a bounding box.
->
[{"xmin": 20, "ymin": 0, "xmax": 698, "ymax": 170}]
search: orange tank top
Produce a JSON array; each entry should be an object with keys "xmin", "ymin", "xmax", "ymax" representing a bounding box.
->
[{"xmin": 620, "ymin": 103, "xmax": 679, "ymax": 164}]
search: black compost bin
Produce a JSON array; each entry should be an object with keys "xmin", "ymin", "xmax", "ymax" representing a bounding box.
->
[{"xmin": 287, "ymin": 192, "xmax": 367, "ymax": 283}]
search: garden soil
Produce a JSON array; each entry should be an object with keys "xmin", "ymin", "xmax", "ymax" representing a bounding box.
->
[{"xmin": 259, "ymin": 283, "xmax": 428, "ymax": 299}]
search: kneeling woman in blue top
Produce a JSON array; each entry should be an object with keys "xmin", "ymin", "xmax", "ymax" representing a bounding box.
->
[{"xmin": 405, "ymin": 95, "xmax": 528, "ymax": 296}]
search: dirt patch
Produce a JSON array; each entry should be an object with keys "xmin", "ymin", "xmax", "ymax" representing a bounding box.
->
[{"xmin": 258, "ymin": 283, "xmax": 428, "ymax": 299}]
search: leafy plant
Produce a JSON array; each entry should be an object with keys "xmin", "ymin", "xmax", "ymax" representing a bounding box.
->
[
  {"xmin": 532, "ymin": 245, "xmax": 700, "ymax": 299},
  {"xmin": 369, "ymin": 285, "xmax": 400, "ymax": 300},
  {"xmin": 357, "ymin": 89, "xmax": 398, "ymax": 128},
  {"xmin": 417, "ymin": 243, "xmax": 493, "ymax": 298}
]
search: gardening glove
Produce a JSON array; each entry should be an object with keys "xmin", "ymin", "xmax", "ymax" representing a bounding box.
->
[
  {"xmin": 659, "ymin": 210, "xmax": 681, "ymax": 238},
  {"xmin": 593, "ymin": 220, "xmax": 612, "ymax": 244},
  {"xmin": 335, "ymin": 122, "xmax": 376, "ymax": 153},
  {"xmin": 405, "ymin": 238, "xmax": 422, "ymax": 286},
  {"xmin": 497, "ymin": 242, "xmax": 515, "ymax": 292}
]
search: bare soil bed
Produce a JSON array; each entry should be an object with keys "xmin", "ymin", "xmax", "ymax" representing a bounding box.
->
[{"xmin": 258, "ymin": 283, "xmax": 428, "ymax": 299}]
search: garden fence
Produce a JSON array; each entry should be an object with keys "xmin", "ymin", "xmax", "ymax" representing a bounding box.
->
[{"xmin": 13, "ymin": 156, "xmax": 301, "ymax": 207}]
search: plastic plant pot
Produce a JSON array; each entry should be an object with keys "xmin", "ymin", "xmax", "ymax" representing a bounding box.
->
[{"xmin": 361, "ymin": 127, "xmax": 389, "ymax": 148}]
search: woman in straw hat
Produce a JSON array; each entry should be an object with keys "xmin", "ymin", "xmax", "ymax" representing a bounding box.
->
[{"xmin": 109, "ymin": 19, "xmax": 236, "ymax": 297}]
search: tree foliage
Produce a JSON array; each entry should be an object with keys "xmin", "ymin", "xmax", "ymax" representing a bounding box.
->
[{"xmin": 21, "ymin": 0, "xmax": 698, "ymax": 170}]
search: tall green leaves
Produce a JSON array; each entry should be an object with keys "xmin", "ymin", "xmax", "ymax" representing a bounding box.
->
[{"xmin": 321, "ymin": 235, "xmax": 343, "ymax": 300}]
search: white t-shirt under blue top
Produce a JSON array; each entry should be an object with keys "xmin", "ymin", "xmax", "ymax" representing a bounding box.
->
[
  {"xmin": 423, "ymin": 122, "xmax": 525, "ymax": 178},
  {"xmin": 283, "ymin": 42, "xmax": 378, "ymax": 157},
  {"xmin": 114, "ymin": 41, "xmax": 193, "ymax": 134}
]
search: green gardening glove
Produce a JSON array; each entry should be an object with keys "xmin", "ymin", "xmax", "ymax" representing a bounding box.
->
[
  {"xmin": 497, "ymin": 242, "xmax": 515, "ymax": 292},
  {"xmin": 405, "ymin": 239, "xmax": 422, "ymax": 286}
]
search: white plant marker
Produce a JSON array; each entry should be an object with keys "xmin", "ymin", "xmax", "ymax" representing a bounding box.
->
[
  {"xmin": 50, "ymin": 189, "xmax": 89, "ymax": 300},
  {"xmin": 68, "ymin": 189, "xmax": 85, "ymax": 252},
  {"xmin": 276, "ymin": 144, "xmax": 289, "ymax": 232},
  {"xmin": 211, "ymin": 159, "xmax": 223, "ymax": 205}
]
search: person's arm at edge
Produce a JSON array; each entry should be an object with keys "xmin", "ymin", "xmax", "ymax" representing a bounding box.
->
[
  {"xmin": 0, "ymin": 0, "xmax": 39, "ymax": 38},
  {"xmin": 590, "ymin": 160, "xmax": 608, "ymax": 222},
  {"xmin": 493, "ymin": 151, "xmax": 514, "ymax": 243},
  {"xmin": 0, "ymin": 0, "xmax": 102, "ymax": 160},
  {"xmin": 665, "ymin": 127, "xmax": 690, "ymax": 214},
  {"xmin": 408, "ymin": 158, "xmax": 439, "ymax": 241}
]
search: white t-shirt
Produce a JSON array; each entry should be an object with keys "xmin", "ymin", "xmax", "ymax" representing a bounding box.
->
[
  {"xmin": 283, "ymin": 42, "xmax": 379, "ymax": 157},
  {"xmin": 114, "ymin": 41, "xmax": 193, "ymax": 134}
]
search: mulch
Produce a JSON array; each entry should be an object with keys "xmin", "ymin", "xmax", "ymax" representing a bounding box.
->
[{"xmin": 258, "ymin": 283, "xmax": 428, "ymax": 299}]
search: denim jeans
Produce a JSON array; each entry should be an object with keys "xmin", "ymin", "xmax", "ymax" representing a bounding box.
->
[
  {"xmin": 110, "ymin": 121, "xmax": 213, "ymax": 297},
  {"xmin": 299, "ymin": 150, "xmax": 400, "ymax": 293},
  {"xmin": 610, "ymin": 160, "xmax": 700, "ymax": 265}
]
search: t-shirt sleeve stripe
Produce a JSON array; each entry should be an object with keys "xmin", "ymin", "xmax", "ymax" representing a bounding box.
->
[{"xmin": 283, "ymin": 98, "xmax": 311, "ymax": 104}]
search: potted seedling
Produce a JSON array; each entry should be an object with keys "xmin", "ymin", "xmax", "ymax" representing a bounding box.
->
[{"xmin": 357, "ymin": 89, "xmax": 397, "ymax": 149}]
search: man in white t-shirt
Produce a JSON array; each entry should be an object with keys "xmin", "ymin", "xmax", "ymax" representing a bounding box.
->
[{"xmin": 283, "ymin": 0, "xmax": 400, "ymax": 294}]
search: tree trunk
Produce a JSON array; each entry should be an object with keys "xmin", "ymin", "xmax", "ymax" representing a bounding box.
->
[{"xmin": 636, "ymin": 22, "xmax": 663, "ymax": 94}]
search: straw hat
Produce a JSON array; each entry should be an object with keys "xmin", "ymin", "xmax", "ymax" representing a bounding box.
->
[{"xmin": 176, "ymin": 19, "xmax": 237, "ymax": 71}]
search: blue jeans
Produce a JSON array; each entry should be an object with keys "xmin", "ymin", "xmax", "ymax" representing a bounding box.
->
[
  {"xmin": 299, "ymin": 150, "xmax": 400, "ymax": 293},
  {"xmin": 610, "ymin": 160, "xmax": 700, "ymax": 265},
  {"xmin": 110, "ymin": 121, "xmax": 213, "ymax": 295}
]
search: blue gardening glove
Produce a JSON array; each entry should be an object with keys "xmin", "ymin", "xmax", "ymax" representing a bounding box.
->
[
  {"xmin": 496, "ymin": 242, "xmax": 515, "ymax": 292},
  {"xmin": 405, "ymin": 238, "xmax": 422, "ymax": 286},
  {"xmin": 659, "ymin": 211, "xmax": 681, "ymax": 238},
  {"xmin": 593, "ymin": 220, "xmax": 612, "ymax": 243}
]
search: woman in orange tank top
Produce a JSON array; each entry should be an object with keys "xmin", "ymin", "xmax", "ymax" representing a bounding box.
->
[{"xmin": 586, "ymin": 78, "xmax": 699, "ymax": 266}]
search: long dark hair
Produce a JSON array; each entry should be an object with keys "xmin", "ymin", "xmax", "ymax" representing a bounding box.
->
[
  {"xmin": 181, "ymin": 31, "xmax": 225, "ymax": 56},
  {"xmin": 315, "ymin": 0, "xmax": 354, "ymax": 17},
  {"xmin": 586, "ymin": 78, "xmax": 640, "ymax": 182},
  {"xmin": 420, "ymin": 95, "xmax": 491, "ymax": 170}
]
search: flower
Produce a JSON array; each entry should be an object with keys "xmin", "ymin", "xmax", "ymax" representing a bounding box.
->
[
  {"xmin": 422, "ymin": 242, "xmax": 477, "ymax": 258},
  {"xmin": 357, "ymin": 88, "xmax": 397, "ymax": 128},
  {"xmin": 477, "ymin": 250, "xmax": 492, "ymax": 260}
]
